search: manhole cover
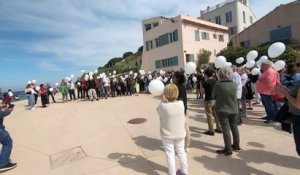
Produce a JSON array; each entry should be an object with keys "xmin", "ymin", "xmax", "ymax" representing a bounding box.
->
[
  {"xmin": 50, "ymin": 146, "xmax": 86, "ymax": 169},
  {"xmin": 127, "ymin": 118, "xmax": 147, "ymax": 124}
]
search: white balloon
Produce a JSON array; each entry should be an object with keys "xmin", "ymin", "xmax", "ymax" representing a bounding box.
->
[
  {"xmin": 235, "ymin": 57, "xmax": 244, "ymax": 64},
  {"xmin": 247, "ymin": 50, "xmax": 258, "ymax": 61},
  {"xmin": 185, "ymin": 62, "xmax": 197, "ymax": 74},
  {"xmin": 70, "ymin": 74, "xmax": 74, "ymax": 78},
  {"xmin": 163, "ymin": 77, "xmax": 168, "ymax": 83},
  {"xmin": 49, "ymin": 88, "xmax": 54, "ymax": 92},
  {"xmin": 32, "ymin": 80, "xmax": 37, "ymax": 84},
  {"xmin": 226, "ymin": 62, "xmax": 232, "ymax": 67},
  {"xmin": 113, "ymin": 70, "xmax": 116, "ymax": 75},
  {"xmin": 251, "ymin": 68, "xmax": 260, "ymax": 75},
  {"xmin": 55, "ymin": 83, "xmax": 59, "ymax": 86},
  {"xmin": 259, "ymin": 55, "xmax": 268, "ymax": 62},
  {"xmin": 245, "ymin": 60, "xmax": 256, "ymax": 68},
  {"xmin": 129, "ymin": 71, "xmax": 133, "ymax": 75},
  {"xmin": 100, "ymin": 74, "xmax": 104, "ymax": 78},
  {"xmin": 141, "ymin": 76, "xmax": 144, "ymax": 79},
  {"xmin": 125, "ymin": 75, "xmax": 128, "ymax": 78},
  {"xmin": 27, "ymin": 81, "xmax": 32, "ymax": 84},
  {"xmin": 192, "ymin": 76, "xmax": 197, "ymax": 82},
  {"xmin": 148, "ymin": 79, "xmax": 165, "ymax": 96},
  {"xmin": 35, "ymin": 86, "xmax": 40, "ymax": 91},
  {"xmin": 273, "ymin": 60, "xmax": 286, "ymax": 71},
  {"xmin": 77, "ymin": 82, "xmax": 81, "ymax": 86},
  {"xmin": 215, "ymin": 56, "xmax": 227, "ymax": 68},
  {"xmin": 109, "ymin": 73, "xmax": 112, "ymax": 76},
  {"xmin": 256, "ymin": 61, "xmax": 262, "ymax": 68},
  {"xmin": 89, "ymin": 72, "xmax": 93, "ymax": 76},
  {"xmin": 81, "ymin": 70, "xmax": 85, "ymax": 73},
  {"xmin": 148, "ymin": 75, "xmax": 152, "ymax": 80},
  {"xmin": 268, "ymin": 42, "xmax": 286, "ymax": 58}
]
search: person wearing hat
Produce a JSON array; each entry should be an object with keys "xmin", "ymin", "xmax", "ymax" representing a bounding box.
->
[{"xmin": 0, "ymin": 103, "xmax": 17, "ymax": 172}]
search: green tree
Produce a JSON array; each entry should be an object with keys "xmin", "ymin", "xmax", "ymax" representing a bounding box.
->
[
  {"xmin": 123, "ymin": 52, "xmax": 134, "ymax": 59},
  {"xmin": 197, "ymin": 49, "xmax": 212, "ymax": 68},
  {"xmin": 137, "ymin": 46, "xmax": 143, "ymax": 53}
]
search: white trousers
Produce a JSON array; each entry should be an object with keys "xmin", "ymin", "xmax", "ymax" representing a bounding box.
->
[
  {"xmin": 88, "ymin": 89, "xmax": 97, "ymax": 100},
  {"xmin": 161, "ymin": 138, "xmax": 188, "ymax": 175},
  {"xmin": 251, "ymin": 83, "xmax": 260, "ymax": 102}
]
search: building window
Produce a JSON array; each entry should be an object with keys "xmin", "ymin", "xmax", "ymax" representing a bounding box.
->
[
  {"xmin": 170, "ymin": 30, "xmax": 178, "ymax": 43},
  {"xmin": 153, "ymin": 22, "xmax": 159, "ymax": 27},
  {"xmin": 240, "ymin": 40, "xmax": 250, "ymax": 48},
  {"xmin": 145, "ymin": 24, "xmax": 151, "ymax": 31},
  {"xmin": 250, "ymin": 16, "xmax": 253, "ymax": 24},
  {"xmin": 215, "ymin": 16, "xmax": 221, "ymax": 25},
  {"xmin": 145, "ymin": 40, "xmax": 153, "ymax": 51},
  {"xmin": 213, "ymin": 33, "xmax": 217, "ymax": 39},
  {"xmin": 201, "ymin": 32, "xmax": 209, "ymax": 40},
  {"xmin": 194, "ymin": 30, "xmax": 200, "ymax": 41},
  {"xmin": 218, "ymin": 35, "xmax": 224, "ymax": 42},
  {"xmin": 225, "ymin": 11, "xmax": 232, "ymax": 23},
  {"xmin": 229, "ymin": 26, "xmax": 237, "ymax": 35},
  {"xmin": 158, "ymin": 33, "xmax": 169, "ymax": 46},
  {"xmin": 270, "ymin": 26, "xmax": 292, "ymax": 42},
  {"xmin": 186, "ymin": 54, "xmax": 195, "ymax": 62},
  {"xmin": 243, "ymin": 11, "xmax": 246, "ymax": 23},
  {"xmin": 155, "ymin": 38, "xmax": 160, "ymax": 47},
  {"xmin": 155, "ymin": 56, "xmax": 178, "ymax": 69}
]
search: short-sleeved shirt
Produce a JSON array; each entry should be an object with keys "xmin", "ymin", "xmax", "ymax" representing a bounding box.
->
[
  {"xmin": 256, "ymin": 68, "xmax": 277, "ymax": 95},
  {"xmin": 202, "ymin": 79, "xmax": 217, "ymax": 101}
]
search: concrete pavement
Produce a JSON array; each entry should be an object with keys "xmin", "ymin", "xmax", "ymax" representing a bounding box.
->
[{"xmin": 3, "ymin": 94, "xmax": 300, "ymax": 175}]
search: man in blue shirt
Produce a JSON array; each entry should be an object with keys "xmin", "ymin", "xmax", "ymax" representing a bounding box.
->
[{"xmin": 0, "ymin": 103, "xmax": 17, "ymax": 172}]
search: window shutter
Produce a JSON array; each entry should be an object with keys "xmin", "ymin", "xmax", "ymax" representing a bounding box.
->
[{"xmin": 155, "ymin": 60, "xmax": 161, "ymax": 69}]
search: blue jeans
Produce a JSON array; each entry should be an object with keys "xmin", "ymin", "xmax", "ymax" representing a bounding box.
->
[
  {"xmin": 293, "ymin": 115, "xmax": 300, "ymax": 156},
  {"xmin": 27, "ymin": 94, "xmax": 35, "ymax": 109},
  {"xmin": 260, "ymin": 94, "xmax": 276, "ymax": 121},
  {"xmin": 0, "ymin": 129, "xmax": 13, "ymax": 167}
]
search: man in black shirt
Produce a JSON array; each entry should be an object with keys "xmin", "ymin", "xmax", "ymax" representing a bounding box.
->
[{"xmin": 202, "ymin": 69, "xmax": 222, "ymax": 136}]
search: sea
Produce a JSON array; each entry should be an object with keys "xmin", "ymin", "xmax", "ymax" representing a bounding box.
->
[
  {"xmin": 0, "ymin": 91, "xmax": 27, "ymax": 101},
  {"xmin": 11, "ymin": 91, "xmax": 27, "ymax": 101}
]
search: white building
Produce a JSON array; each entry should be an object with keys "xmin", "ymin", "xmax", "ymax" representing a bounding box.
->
[
  {"xmin": 141, "ymin": 15, "xmax": 229, "ymax": 72},
  {"xmin": 200, "ymin": 0, "xmax": 256, "ymax": 39}
]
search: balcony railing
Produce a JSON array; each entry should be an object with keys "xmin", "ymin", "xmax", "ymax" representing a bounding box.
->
[{"xmin": 200, "ymin": 0, "xmax": 246, "ymax": 15}]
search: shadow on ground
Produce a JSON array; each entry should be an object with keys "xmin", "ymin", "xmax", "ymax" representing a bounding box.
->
[
  {"xmin": 108, "ymin": 152, "xmax": 167, "ymax": 175},
  {"xmin": 194, "ymin": 155, "xmax": 272, "ymax": 175},
  {"xmin": 132, "ymin": 136, "xmax": 164, "ymax": 152}
]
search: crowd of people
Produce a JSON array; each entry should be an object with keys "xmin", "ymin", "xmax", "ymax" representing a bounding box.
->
[
  {"xmin": 156, "ymin": 59, "xmax": 300, "ymax": 175},
  {"xmin": 2, "ymin": 59, "xmax": 300, "ymax": 174}
]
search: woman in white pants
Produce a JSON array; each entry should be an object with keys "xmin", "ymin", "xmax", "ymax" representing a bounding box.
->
[{"xmin": 157, "ymin": 84, "xmax": 188, "ymax": 175}]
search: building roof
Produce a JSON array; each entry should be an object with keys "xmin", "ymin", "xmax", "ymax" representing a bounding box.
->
[{"xmin": 179, "ymin": 15, "xmax": 228, "ymax": 33}]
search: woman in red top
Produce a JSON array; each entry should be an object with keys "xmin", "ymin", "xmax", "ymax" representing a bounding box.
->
[{"xmin": 40, "ymin": 84, "xmax": 48, "ymax": 107}]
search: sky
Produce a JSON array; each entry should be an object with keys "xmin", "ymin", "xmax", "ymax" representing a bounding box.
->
[{"xmin": 0, "ymin": 0, "xmax": 295, "ymax": 91}]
